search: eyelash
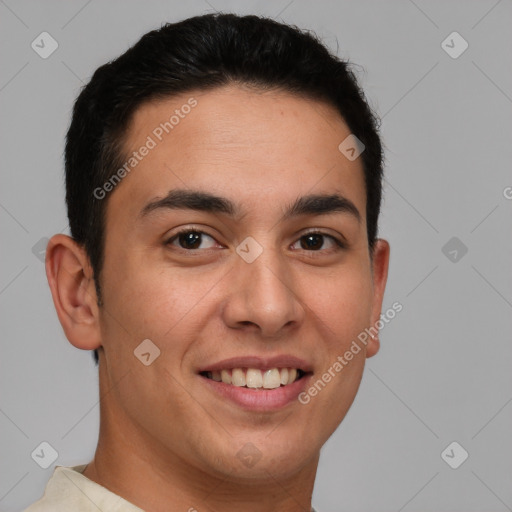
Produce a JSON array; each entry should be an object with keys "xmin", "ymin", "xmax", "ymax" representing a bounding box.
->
[{"xmin": 165, "ymin": 227, "xmax": 346, "ymax": 253}]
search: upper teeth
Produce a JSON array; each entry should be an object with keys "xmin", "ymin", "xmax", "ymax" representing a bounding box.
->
[{"xmin": 206, "ymin": 368, "xmax": 299, "ymax": 389}]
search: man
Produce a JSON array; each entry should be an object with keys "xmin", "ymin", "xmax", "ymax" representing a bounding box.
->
[{"xmin": 26, "ymin": 12, "xmax": 389, "ymax": 511}]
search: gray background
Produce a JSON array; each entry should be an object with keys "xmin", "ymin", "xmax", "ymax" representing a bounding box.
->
[{"xmin": 1, "ymin": 0, "xmax": 511, "ymax": 510}]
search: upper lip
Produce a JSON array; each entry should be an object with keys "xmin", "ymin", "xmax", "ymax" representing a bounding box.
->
[{"xmin": 197, "ymin": 355, "xmax": 313, "ymax": 373}]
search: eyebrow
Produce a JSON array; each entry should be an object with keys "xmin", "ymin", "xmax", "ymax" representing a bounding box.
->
[{"xmin": 138, "ymin": 189, "xmax": 361, "ymax": 224}]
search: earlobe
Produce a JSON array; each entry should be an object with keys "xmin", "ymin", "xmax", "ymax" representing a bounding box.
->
[
  {"xmin": 366, "ymin": 239, "xmax": 390, "ymax": 359},
  {"xmin": 45, "ymin": 234, "xmax": 102, "ymax": 351},
  {"xmin": 366, "ymin": 333, "xmax": 380, "ymax": 358}
]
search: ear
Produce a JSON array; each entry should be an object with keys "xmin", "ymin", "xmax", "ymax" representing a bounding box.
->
[
  {"xmin": 45, "ymin": 234, "xmax": 102, "ymax": 351},
  {"xmin": 366, "ymin": 239, "xmax": 390, "ymax": 358}
]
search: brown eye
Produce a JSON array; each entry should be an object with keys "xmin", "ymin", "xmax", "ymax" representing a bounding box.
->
[
  {"xmin": 300, "ymin": 233, "xmax": 324, "ymax": 250},
  {"xmin": 293, "ymin": 232, "xmax": 344, "ymax": 252},
  {"xmin": 167, "ymin": 230, "xmax": 217, "ymax": 250}
]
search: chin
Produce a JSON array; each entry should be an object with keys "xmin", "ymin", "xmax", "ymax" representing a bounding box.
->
[{"xmin": 202, "ymin": 429, "xmax": 321, "ymax": 482}]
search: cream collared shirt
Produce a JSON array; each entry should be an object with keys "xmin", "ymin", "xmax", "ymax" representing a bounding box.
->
[
  {"xmin": 23, "ymin": 465, "xmax": 143, "ymax": 512},
  {"xmin": 23, "ymin": 464, "xmax": 319, "ymax": 511}
]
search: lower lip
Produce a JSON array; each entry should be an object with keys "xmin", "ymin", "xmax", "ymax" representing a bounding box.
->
[{"xmin": 200, "ymin": 374, "xmax": 312, "ymax": 411}]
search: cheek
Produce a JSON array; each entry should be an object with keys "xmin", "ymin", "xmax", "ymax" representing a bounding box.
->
[
  {"xmin": 300, "ymin": 273, "xmax": 372, "ymax": 441},
  {"xmin": 305, "ymin": 263, "xmax": 373, "ymax": 348},
  {"xmin": 100, "ymin": 251, "xmax": 221, "ymax": 363}
]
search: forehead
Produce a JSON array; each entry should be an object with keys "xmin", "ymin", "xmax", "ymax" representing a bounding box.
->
[{"xmin": 107, "ymin": 84, "xmax": 366, "ymax": 224}]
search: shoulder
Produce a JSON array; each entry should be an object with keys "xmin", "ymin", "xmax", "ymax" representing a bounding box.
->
[
  {"xmin": 22, "ymin": 464, "xmax": 143, "ymax": 512},
  {"xmin": 23, "ymin": 465, "xmax": 85, "ymax": 512}
]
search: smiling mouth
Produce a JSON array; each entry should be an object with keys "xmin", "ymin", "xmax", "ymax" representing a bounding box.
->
[{"xmin": 200, "ymin": 368, "xmax": 307, "ymax": 390}]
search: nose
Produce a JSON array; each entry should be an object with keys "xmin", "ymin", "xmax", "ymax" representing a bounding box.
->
[{"xmin": 221, "ymin": 245, "xmax": 305, "ymax": 338}]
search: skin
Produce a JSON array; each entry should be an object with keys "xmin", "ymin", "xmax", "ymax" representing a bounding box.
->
[{"xmin": 46, "ymin": 84, "xmax": 389, "ymax": 512}]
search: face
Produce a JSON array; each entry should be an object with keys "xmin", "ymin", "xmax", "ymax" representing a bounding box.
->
[{"xmin": 96, "ymin": 84, "xmax": 388, "ymax": 481}]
